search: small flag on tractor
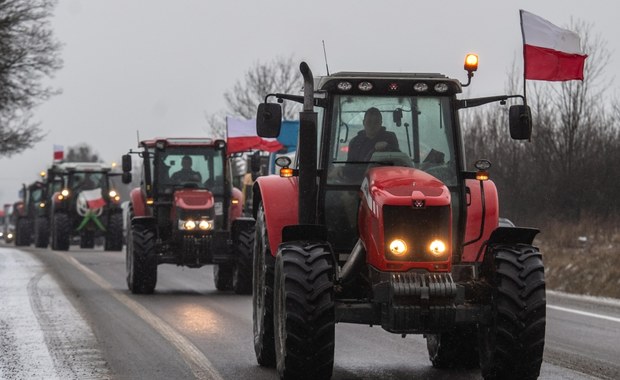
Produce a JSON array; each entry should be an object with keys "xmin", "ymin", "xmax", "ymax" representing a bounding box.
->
[
  {"xmin": 81, "ymin": 188, "xmax": 106, "ymax": 209},
  {"xmin": 226, "ymin": 117, "xmax": 284, "ymax": 154},
  {"xmin": 520, "ymin": 9, "xmax": 587, "ymax": 81},
  {"xmin": 53, "ymin": 145, "xmax": 64, "ymax": 161}
]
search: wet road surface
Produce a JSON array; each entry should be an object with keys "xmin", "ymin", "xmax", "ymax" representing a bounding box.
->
[{"xmin": 1, "ymin": 244, "xmax": 619, "ymax": 379}]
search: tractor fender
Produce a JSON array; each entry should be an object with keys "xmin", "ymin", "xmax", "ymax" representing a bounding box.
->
[
  {"xmin": 131, "ymin": 216, "xmax": 156, "ymax": 229},
  {"xmin": 230, "ymin": 187, "xmax": 244, "ymax": 222},
  {"xmin": 130, "ymin": 188, "xmax": 150, "ymax": 218},
  {"xmin": 461, "ymin": 179, "xmax": 499, "ymax": 262},
  {"xmin": 487, "ymin": 226, "xmax": 540, "ymax": 246},
  {"xmin": 253, "ymin": 175, "xmax": 298, "ymax": 256}
]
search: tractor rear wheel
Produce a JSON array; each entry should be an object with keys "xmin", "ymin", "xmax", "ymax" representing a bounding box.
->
[
  {"xmin": 232, "ymin": 226, "xmax": 254, "ymax": 294},
  {"xmin": 426, "ymin": 326, "xmax": 479, "ymax": 368},
  {"xmin": 274, "ymin": 242, "xmax": 335, "ymax": 380},
  {"xmin": 253, "ymin": 202, "xmax": 276, "ymax": 367},
  {"xmin": 51, "ymin": 213, "xmax": 70, "ymax": 251},
  {"xmin": 126, "ymin": 223, "xmax": 157, "ymax": 294},
  {"xmin": 104, "ymin": 212, "xmax": 123, "ymax": 251},
  {"xmin": 213, "ymin": 264, "xmax": 233, "ymax": 291},
  {"xmin": 15, "ymin": 218, "xmax": 31, "ymax": 246},
  {"xmin": 479, "ymin": 244, "xmax": 545, "ymax": 380},
  {"xmin": 34, "ymin": 216, "xmax": 49, "ymax": 248}
]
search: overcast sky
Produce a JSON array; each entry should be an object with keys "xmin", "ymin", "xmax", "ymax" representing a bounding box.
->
[{"xmin": 1, "ymin": 0, "xmax": 618, "ymax": 206}]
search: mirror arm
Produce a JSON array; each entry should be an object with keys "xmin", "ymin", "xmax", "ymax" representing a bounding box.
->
[{"xmin": 457, "ymin": 94, "xmax": 525, "ymax": 109}]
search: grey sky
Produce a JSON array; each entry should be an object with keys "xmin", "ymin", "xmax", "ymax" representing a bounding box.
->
[{"xmin": 1, "ymin": 0, "xmax": 618, "ymax": 205}]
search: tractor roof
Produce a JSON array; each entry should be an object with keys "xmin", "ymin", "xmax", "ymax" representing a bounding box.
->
[
  {"xmin": 50, "ymin": 162, "xmax": 111, "ymax": 173},
  {"xmin": 140, "ymin": 137, "xmax": 220, "ymax": 148}
]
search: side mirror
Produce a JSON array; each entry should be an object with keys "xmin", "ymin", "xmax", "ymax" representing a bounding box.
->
[
  {"xmin": 122, "ymin": 154, "xmax": 132, "ymax": 173},
  {"xmin": 121, "ymin": 172, "xmax": 132, "ymax": 184},
  {"xmin": 509, "ymin": 105, "xmax": 532, "ymax": 140},
  {"xmin": 256, "ymin": 102, "xmax": 282, "ymax": 138}
]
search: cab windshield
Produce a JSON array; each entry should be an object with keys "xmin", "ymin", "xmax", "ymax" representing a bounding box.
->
[
  {"xmin": 328, "ymin": 95, "xmax": 457, "ymax": 186},
  {"xmin": 156, "ymin": 147, "xmax": 224, "ymax": 194},
  {"xmin": 69, "ymin": 172, "xmax": 108, "ymax": 192}
]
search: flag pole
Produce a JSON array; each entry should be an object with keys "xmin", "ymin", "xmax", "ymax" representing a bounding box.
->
[{"xmin": 519, "ymin": 9, "xmax": 528, "ymax": 107}]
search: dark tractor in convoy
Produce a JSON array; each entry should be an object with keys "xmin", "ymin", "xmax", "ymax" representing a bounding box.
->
[
  {"xmin": 252, "ymin": 57, "xmax": 545, "ymax": 380},
  {"xmin": 13, "ymin": 180, "xmax": 46, "ymax": 246},
  {"xmin": 32, "ymin": 168, "xmax": 65, "ymax": 248},
  {"xmin": 49, "ymin": 163, "xmax": 123, "ymax": 251},
  {"xmin": 121, "ymin": 138, "xmax": 255, "ymax": 294}
]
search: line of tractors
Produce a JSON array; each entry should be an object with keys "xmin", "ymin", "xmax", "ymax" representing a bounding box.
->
[{"xmin": 3, "ymin": 56, "xmax": 546, "ymax": 380}]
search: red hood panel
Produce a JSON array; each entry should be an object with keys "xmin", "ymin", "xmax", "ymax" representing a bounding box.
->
[
  {"xmin": 174, "ymin": 189, "xmax": 214, "ymax": 210},
  {"xmin": 368, "ymin": 167, "xmax": 447, "ymax": 197}
]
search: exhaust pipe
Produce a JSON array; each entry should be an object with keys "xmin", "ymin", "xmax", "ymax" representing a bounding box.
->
[{"xmin": 340, "ymin": 239, "xmax": 366, "ymax": 284}]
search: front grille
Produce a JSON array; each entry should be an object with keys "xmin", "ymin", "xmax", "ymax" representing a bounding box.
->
[{"xmin": 383, "ymin": 205, "xmax": 450, "ymax": 261}]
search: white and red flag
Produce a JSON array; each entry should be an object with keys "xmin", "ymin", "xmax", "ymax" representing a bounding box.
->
[
  {"xmin": 226, "ymin": 117, "xmax": 284, "ymax": 155},
  {"xmin": 81, "ymin": 188, "xmax": 106, "ymax": 209},
  {"xmin": 520, "ymin": 10, "xmax": 587, "ymax": 81},
  {"xmin": 53, "ymin": 144, "xmax": 64, "ymax": 161}
]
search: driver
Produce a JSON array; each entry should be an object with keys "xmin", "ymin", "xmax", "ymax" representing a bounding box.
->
[
  {"xmin": 347, "ymin": 107, "xmax": 399, "ymax": 162},
  {"xmin": 171, "ymin": 155, "xmax": 202, "ymax": 183}
]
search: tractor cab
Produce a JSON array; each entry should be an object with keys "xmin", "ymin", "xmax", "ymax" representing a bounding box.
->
[{"xmin": 121, "ymin": 138, "xmax": 254, "ymax": 295}]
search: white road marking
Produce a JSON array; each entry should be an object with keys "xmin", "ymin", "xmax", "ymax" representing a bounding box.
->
[
  {"xmin": 57, "ymin": 252, "xmax": 224, "ymax": 380},
  {"xmin": 547, "ymin": 304, "xmax": 620, "ymax": 324}
]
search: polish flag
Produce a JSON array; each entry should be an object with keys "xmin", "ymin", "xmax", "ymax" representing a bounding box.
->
[
  {"xmin": 226, "ymin": 117, "xmax": 284, "ymax": 155},
  {"xmin": 81, "ymin": 188, "xmax": 106, "ymax": 209},
  {"xmin": 53, "ymin": 145, "xmax": 64, "ymax": 161},
  {"xmin": 520, "ymin": 10, "xmax": 587, "ymax": 81}
]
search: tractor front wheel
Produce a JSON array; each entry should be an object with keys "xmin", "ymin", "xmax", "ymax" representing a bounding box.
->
[
  {"xmin": 479, "ymin": 244, "xmax": 546, "ymax": 380},
  {"xmin": 232, "ymin": 226, "xmax": 254, "ymax": 295},
  {"xmin": 274, "ymin": 242, "xmax": 335, "ymax": 380},
  {"xmin": 213, "ymin": 264, "xmax": 233, "ymax": 291},
  {"xmin": 126, "ymin": 223, "xmax": 157, "ymax": 294},
  {"xmin": 104, "ymin": 212, "xmax": 123, "ymax": 251},
  {"xmin": 34, "ymin": 216, "xmax": 49, "ymax": 248},
  {"xmin": 51, "ymin": 213, "xmax": 70, "ymax": 251}
]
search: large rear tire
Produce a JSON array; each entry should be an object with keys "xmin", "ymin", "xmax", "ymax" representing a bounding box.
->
[
  {"xmin": 51, "ymin": 213, "xmax": 70, "ymax": 251},
  {"xmin": 426, "ymin": 326, "xmax": 479, "ymax": 369},
  {"xmin": 274, "ymin": 242, "xmax": 335, "ymax": 380},
  {"xmin": 479, "ymin": 244, "xmax": 546, "ymax": 380},
  {"xmin": 15, "ymin": 218, "xmax": 31, "ymax": 246},
  {"xmin": 34, "ymin": 216, "xmax": 49, "ymax": 248},
  {"xmin": 126, "ymin": 222, "xmax": 157, "ymax": 294},
  {"xmin": 232, "ymin": 226, "xmax": 254, "ymax": 294},
  {"xmin": 253, "ymin": 202, "xmax": 276, "ymax": 367},
  {"xmin": 213, "ymin": 264, "xmax": 233, "ymax": 291},
  {"xmin": 104, "ymin": 212, "xmax": 123, "ymax": 251}
]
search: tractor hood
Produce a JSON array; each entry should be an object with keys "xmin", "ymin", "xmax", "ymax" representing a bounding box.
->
[
  {"xmin": 362, "ymin": 166, "xmax": 451, "ymax": 208},
  {"xmin": 173, "ymin": 189, "xmax": 214, "ymax": 210}
]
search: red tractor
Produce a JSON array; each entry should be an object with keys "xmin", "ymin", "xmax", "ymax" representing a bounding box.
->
[
  {"xmin": 252, "ymin": 58, "xmax": 545, "ymax": 380},
  {"xmin": 121, "ymin": 138, "xmax": 255, "ymax": 294}
]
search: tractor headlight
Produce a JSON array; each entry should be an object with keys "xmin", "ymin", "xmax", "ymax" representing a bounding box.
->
[
  {"xmin": 429, "ymin": 239, "xmax": 447, "ymax": 256},
  {"xmin": 184, "ymin": 220, "xmax": 196, "ymax": 230},
  {"xmin": 198, "ymin": 220, "xmax": 213, "ymax": 231},
  {"xmin": 61, "ymin": 189, "xmax": 70, "ymax": 197},
  {"xmin": 178, "ymin": 219, "xmax": 213, "ymax": 231},
  {"xmin": 389, "ymin": 239, "xmax": 408, "ymax": 256},
  {"xmin": 7, "ymin": 233, "xmax": 13, "ymax": 239},
  {"xmin": 109, "ymin": 190, "xmax": 117, "ymax": 198}
]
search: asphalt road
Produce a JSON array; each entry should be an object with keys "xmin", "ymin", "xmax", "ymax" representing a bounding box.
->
[{"xmin": 1, "ymin": 244, "xmax": 619, "ymax": 380}]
